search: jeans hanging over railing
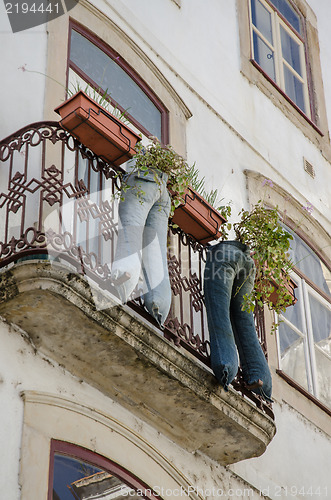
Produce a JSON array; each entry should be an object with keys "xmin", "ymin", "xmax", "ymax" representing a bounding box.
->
[{"xmin": 0, "ymin": 121, "xmax": 272, "ymax": 418}]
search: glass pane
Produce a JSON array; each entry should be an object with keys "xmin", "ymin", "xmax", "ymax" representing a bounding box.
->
[
  {"xmin": 281, "ymin": 297, "xmax": 304, "ymax": 332},
  {"xmin": 271, "ymin": 0, "xmax": 301, "ymax": 34},
  {"xmin": 309, "ymin": 293, "xmax": 331, "ymax": 355},
  {"xmin": 283, "ymin": 65, "xmax": 305, "ymax": 112},
  {"xmin": 278, "ymin": 322, "xmax": 309, "ymax": 390},
  {"xmin": 70, "ymin": 30, "xmax": 162, "ymax": 139},
  {"xmin": 251, "ymin": 0, "xmax": 273, "ymax": 44},
  {"xmin": 286, "ymin": 228, "xmax": 331, "ymax": 297},
  {"xmin": 314, "ymin": 348, "xmax": 331, "ymax": 409},
  {"xmin": 253, "ymin": 32, "xmax": 276, "ymax": 81},
  {"xmin": 53, "ymin": 454, "xmax": 144, "ymax": 500},
  {"xmin": 280, "ymin": 26, "xmax": 302, "ymax": 76},
  {"xmin": 321, "ymin": 261, "xmax": 331, "ymax": 295}
]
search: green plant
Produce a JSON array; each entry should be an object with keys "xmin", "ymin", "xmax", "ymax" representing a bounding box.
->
[
  {"xmin": 186, "ymin": 164, "xmax": 227, "ymax": 208},
  {"xmin": 120, "ymin": 136, "xmax": 191, "ymax": 216},
  {"xmin": 67, "ymin": 81, "xmax": 130, "ymax": 124},
  {"xmin": 233, "ymin": 200, "xmax": 294, "ymax": 315},
  {"xmin": 186, "ymin": 164, "xmax": 232, "ymax": 237}
]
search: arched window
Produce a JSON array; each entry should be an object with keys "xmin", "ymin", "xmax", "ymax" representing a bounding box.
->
[
  {"xmin": 49, "ymin": 440, "xmax": 161, "ymax": 500},
  {"xmin": 277, "ymin": 227, "xmax": 331, "ymax": 410},
  {"xmin": 67, "ymin": 22, "xmax": 169, "ymax": 144}
]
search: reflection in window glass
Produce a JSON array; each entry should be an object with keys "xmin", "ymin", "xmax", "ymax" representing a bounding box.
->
[
  {"xmin": 286, "ymin": 228, "xmax": 331, "ymax": 296},
  {"xmin": 53, "ymin": 454, "xmax": 145, "ymax": 500},
  {"xmin": 278, "ymin": 228, "xmax": 331, "ymax": 408},
  {"xmin": 250, "ymin": 0, "xmax": 309, "ymax": 116},
  {"xmin": 283, "ymin": 65, "xmax": 305, "ymax": 112},
  {"xmin": 314, "ymin": 348, "xmax": 331, "ymax": 407},
  {"xmin": 251, "ymin": 0, "xmax": 273, "ymax": 44},
  {"xmin": 271, "ymin": 0, "xmax": 301, "ymax": 34},
  {"xmin": 253, "ymin": 32, "xmax": 276, "ymax": 81},
  {"xmin": 280, "ymin": 27, "xmax": 302, "ymax": 75},
  {"xmin": 70, "ymin": 30, "xmax": 162, "ymax": 140},
  {"xmin": 309, "ymin": 293, "xmax": 331, "ymax": 350},
  {"xmin": 278, "ymin": 322, "xmax": 309, "ymax": 391}
]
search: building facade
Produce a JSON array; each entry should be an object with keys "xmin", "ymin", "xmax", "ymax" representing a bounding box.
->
[{"xmin": 0, "ymin": 0, "xmax": 330, "ymax": 499}]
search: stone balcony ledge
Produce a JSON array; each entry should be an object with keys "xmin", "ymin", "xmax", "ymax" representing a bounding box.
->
[{"xmin": 0, "ymin": 260, "xmax": 276, "ymax": 465}]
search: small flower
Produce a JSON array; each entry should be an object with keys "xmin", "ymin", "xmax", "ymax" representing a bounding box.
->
[
  {"xmin": 302, "ymin": 202, "xmax": 314, "ymax": 214},
  {"xmin": 262, "ymin": 178, "xmax": 274, "ymax": 187},
  {"xmin": 18, "ymin": 64, "xmax": 27, "ymax": 72}
]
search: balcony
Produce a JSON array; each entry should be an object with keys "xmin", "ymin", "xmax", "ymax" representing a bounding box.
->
[{"xmin": 0, "ymin": 121, "xmax": 276, "ymax": 465}]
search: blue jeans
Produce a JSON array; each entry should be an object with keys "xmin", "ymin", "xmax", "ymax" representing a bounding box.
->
[
  {"xmin": 204, "ymin": 240, "xmax": 272, "ymax": 402},
  {"xmin": 111, "ymin": 168, "xmax": 171, "ymax": 327}
]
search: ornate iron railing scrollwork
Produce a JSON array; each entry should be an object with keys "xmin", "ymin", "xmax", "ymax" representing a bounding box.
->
[{"xmin": 0, "ymin": 121, "xmax": 272, "ymax": 418}]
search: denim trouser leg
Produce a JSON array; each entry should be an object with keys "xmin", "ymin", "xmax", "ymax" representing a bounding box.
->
[
  {"xmin": 142, "ymin": 193, "xmax": 172, "ymax": 327},
  {"xmin": 204, "ymin": 241, "xmax": 272, "ymax": 401},
  {"xmin": 204, "ymin": 259, "xmax": 240, "ymax": 390},
  {"xmin": 111, "ymin": 171, "xmax": 171, "ymax": 326},
  {"xmin": 231, "ymin": 271, "xmax": 273, "ymax": 401}
]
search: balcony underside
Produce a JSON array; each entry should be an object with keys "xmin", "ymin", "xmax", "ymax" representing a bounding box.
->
[{"xmin": 0, "ymin": 260, "xmax": 276, "ymax": 465}]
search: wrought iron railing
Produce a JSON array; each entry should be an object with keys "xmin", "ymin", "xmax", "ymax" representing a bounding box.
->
[{"xmin": 0, "ymin": 121, "xmax": 272, "ymax": 418}]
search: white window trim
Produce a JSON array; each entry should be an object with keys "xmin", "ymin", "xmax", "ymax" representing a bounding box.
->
[{"xmin": 277, "ymin": 272, "xmax": 331, "ymax": 405}]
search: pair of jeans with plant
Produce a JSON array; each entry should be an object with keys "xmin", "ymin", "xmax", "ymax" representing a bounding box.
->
[
  {"xmin": 204, "ymin": 240, "xmax": 273, "ymax": 402},
  {"xmin": 111, "ymin": 167, "xmax": 171, "ymax": 327}
]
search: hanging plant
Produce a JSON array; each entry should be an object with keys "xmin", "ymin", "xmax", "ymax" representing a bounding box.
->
[{"xmin": 233, "ymin": 200, "xmax": 296, "ymax": 315}]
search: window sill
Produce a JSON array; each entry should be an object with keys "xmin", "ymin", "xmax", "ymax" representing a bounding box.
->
[
  {"xmin": 276, "ymin": 370, "xmax": 331, "ymax": 416},
  {"xmin": 250, "ymin": 60, "xmax": 324, "ymax": 136}
]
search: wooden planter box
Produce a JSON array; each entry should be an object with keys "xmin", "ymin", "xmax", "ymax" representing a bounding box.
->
[
  {"xmin": 256, "ymin": 265, "xmax": 298, "ymax": 308},
  {"xmin": 54, "ymin": 91, "xmax": 141, "ymax": 167},
  {"xmin": 268, "ymin": 275, "xmax": 298, "ymax": 307},
  {"xmin": 171, "ymin": 187, "xmax": 226, "ymax": 244}
]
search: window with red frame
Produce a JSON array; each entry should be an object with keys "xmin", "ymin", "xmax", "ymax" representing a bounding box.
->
[
  {"xmin": 68, "ymin": 23, "xmax": 169, "ymax": 144},
  {"xmin": 249, "ymin": 0, "xmax": 311, "ymax": 118},
  {"xmin": 49, "ymin": 440, "xmax": 161, "ymax": 500}
]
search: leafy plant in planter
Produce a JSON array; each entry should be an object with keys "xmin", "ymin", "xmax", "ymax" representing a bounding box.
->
[
  {"xmin": 232, "ymin": 200, "xmax": 296, "ymax": 315},
  {"xmin": 184, "ymin": 164, "xmax": 233, "ymax": 240},
  {"xmin": 122, "ymin": 138, "xmax": 230, "ymax": 244},
  {"xmin": 203, "ymin": 187, "xmax": 297, "ymax": 399},
  {"xmin": 21, "ymin": 67, "xmax": 140, "ymax": 165},
  {"xmin": 55, "ymin": 89, "xmax": 141, "ymax": 167},
  {"xmin": 126, "ymin": 136, "xmax": 191, "ymax": 217}
]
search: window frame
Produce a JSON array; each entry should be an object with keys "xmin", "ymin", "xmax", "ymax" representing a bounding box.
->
[
  {"xmin": 48, "ymin": 440, "xmax": 161, "ymax": 500},
  {"xmin": 276, "ymin": 226, "xmax": 331, "ymax": 414},
  {"xmin": 249, "ymin": 0, "xmax": 311, "ymax": 120},
  {"xmin": 237, "ymin": 0, "xmax": 330, "ymax": 144},
  {"xmin": 67, "ymin": 20, "xmax": 170, "ymax": 145}
]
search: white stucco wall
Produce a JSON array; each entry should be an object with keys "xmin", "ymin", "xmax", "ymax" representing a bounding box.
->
[
  {"xmin": 0, "ymin": 3, "xmax": 48, "ymax": 140},
  {"xmin": 230, "ymin": 402, "xmax": 331, "ymax": 499}
]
